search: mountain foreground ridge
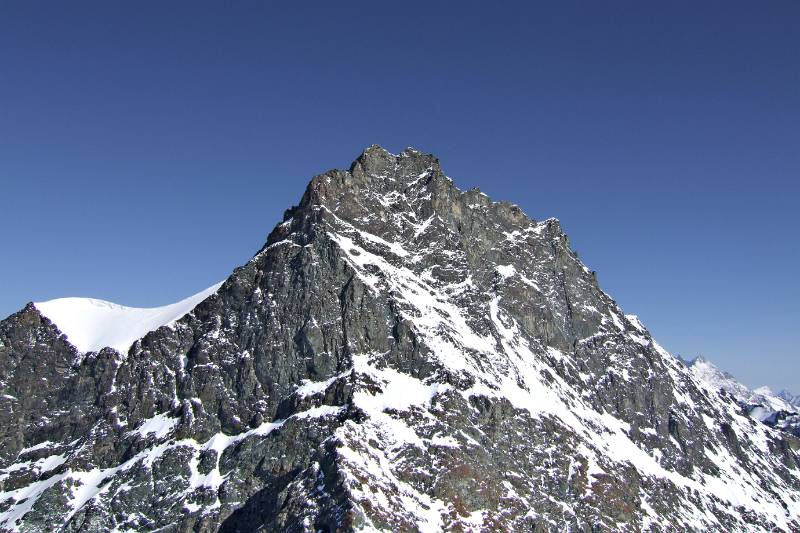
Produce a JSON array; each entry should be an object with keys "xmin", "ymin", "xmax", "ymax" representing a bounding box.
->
[{"xmin": 0, "ymin": 145, "xmax": 798, "ymax": 532}]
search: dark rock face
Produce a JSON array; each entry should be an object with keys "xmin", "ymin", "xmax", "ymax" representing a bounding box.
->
[{"xmin": 0, "ymin": 146, "xmax": 798, "ymax": 532}]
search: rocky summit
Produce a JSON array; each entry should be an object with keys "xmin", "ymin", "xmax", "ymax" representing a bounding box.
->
[{"xmin": 0, "ymin": 146, "xmax": 798, "ymax": 532}]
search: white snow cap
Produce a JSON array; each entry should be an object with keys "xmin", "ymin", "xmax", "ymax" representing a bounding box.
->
[{"xmin": 34, "ymin": 282, "xmax": 224, "ymax": 354}]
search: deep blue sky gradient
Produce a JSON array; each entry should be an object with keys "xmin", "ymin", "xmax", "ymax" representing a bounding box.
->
[{"xmin": 1, "ymin": 2, "xmax": 798, "ymax": 391}]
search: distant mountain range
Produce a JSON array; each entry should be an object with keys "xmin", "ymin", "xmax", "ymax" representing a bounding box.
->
[
  {"xmin": 685, "ymin": 356, "xmax": 800, "ymax": 437},
  {"xmin": 778, "ymin": 389, "xmax": 800, "ymax": 407}
]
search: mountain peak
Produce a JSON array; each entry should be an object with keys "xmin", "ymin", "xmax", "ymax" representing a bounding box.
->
[
  {"xmin": 686, "ymin": 354, "xmax": 709, "ymax": 365},
  {"xmin": 1, "ymin": 148, "xmax": 799, "ymax": 531},
  {"xmin": 349, "ymin": 144, "xmax": 442, "ymax": 186},
  {"xmin": 356, "ymin": 143, "xmax": 430, "ymax": 161},
  {"xmin": 352, "ymin": 143, "xmax": 395, "ymax": 170}
]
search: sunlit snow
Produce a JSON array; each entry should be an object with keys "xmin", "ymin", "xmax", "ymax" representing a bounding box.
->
[{"xmin": 34, "ymin": 282, "xmax": 223, "ymax": 353}]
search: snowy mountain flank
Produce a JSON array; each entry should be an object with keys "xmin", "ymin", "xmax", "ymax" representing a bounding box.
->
[{"xmin": 0, "ymin": 146, "xmax": 798, "ymax": 532}]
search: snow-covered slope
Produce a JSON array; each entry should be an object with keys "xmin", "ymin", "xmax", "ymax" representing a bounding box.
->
[{"xmin": 33, "ymin": 282, "xmax": 223, "ymax": 353}]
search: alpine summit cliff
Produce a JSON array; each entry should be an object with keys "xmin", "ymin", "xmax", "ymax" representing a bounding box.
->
[{"xmin": 0, "ymin": 146, "xmax": 798, "ymax": 532}]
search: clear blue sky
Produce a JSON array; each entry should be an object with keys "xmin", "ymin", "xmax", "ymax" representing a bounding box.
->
[{"xmin": 1, "ymin": 2, "xmax": 797, "ymax": 392}]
